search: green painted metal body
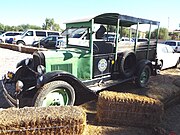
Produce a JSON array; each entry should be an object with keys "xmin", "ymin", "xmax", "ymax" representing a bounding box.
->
[{"xmin": 43, "ymin": 48, "xmax": 91, "ymax": 80}]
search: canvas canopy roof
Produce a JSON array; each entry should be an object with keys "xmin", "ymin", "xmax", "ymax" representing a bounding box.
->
[{"xmin": 65, "ymin": 13, "xmax": 160, "ymax": 27}]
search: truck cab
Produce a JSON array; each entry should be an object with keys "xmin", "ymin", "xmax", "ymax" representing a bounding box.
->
[{"xmin": 2, "ymin": 13, "xmax": 160, "ymax": 107}]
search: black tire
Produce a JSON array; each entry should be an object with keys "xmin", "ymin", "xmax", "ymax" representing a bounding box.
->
[
  {"xmin": 32, "ymin": 81, "xmax": 75, "ymax": 107},
  {"xmin": 135, "ymin": 65, "xmax": 151, "ymax": 88},
  {"xmin": 0, "ymin": 39, "xmax": 3, "ymax": 43},
  {"xmin": 158, "ymin": 60, "xmax": 163, "ymax": 70},
  {"xmin": 119, "ymin": 51, "xmax": 136, "ymax": 78},
  {"xmin": 17, "ymin": 41, "xmax": 25, "ymax": 45}
]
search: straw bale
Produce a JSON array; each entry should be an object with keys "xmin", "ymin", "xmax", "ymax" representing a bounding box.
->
[
  {"xmin": 0, "ymin": 106, "xmax": 86, "ymax": 135},
  {"xmin": 97, "ymin": 91, "xmax": 164, "ymax": 127}
]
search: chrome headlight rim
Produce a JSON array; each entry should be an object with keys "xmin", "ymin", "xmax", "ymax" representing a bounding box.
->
[
  {"xmin": 37, "ymin": 65, "xmax": 46, "ymax": 75},
  {"xmin": 25, "ymin": 58, "xmax": 30, "ymax": 65},
  {"xmin": 15, "ymin": 80, "xmax": 24, "ymax": 92}
]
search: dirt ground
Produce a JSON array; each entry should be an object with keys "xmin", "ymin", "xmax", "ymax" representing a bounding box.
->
[
  {"xmin": 0, "ymin": 48, "xmax": 180, "ymax": 135},
  {"xmin": 81, "ymin": 68, "xmax": 180, "ymax": 135}
]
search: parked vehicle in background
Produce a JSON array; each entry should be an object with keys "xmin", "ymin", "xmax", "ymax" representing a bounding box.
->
[
  {"xmin": 32, "ymin": 35, "xmax": 64, "ymax": 49},
  {"xmin": 132, "ymin": 38, "xmax": 149, "ymax": 42},
  {"xmin": 164, "ymin": 40, "xmax": 180, "ymax": 52},
  {"xmin": 102, "ymin": 32, "xmax": 134, "ymax": 42},
  {"xmin": 157, "ymin": 43, "xmax": 180, "ymax": 70},
  {"xmin": 2, "ymin": 13, "xmax": 160, "ymax": 108},
  {"xmin": 0, "ymin": 31, "xmax": 22, "ymax": 43},
  {"xmin": 137, "ymin": 38, "xmax": 149, "ymax": 42},
  {"xmin": 12, "ymin": 29, "xmax": 60, "ymax": 46}
]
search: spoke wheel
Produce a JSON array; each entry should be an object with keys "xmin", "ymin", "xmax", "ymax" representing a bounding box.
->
[
  {"xmin": 33, "ymin": 81, "xmax": 75, "ymax": 107},
  {"xmin": 135, "ymin": 65, "xmax": 151, "ymax": 88}
]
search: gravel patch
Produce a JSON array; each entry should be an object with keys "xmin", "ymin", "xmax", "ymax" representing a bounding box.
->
[{"xmin": 0, "ymin": 48, "xmax": 32, "ymax": 77}]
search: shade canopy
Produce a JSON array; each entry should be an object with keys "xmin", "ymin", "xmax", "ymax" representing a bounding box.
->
[{"xmin": 66, "ymin": 13, "xmax": 160, "ymax": 27}]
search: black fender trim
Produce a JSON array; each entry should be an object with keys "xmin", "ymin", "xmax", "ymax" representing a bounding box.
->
[
  {"xmin": 38, "ymin": 71, "xmax": 97, "ymax": 105},
  {"xmin": 135, "ymin": 59, "xmax": 153, "ymax": 76},
  {"xmin": 38, "ymin": 71, "xmax": 84, "ymax": 87},
  {"xmin": 16, "ymin": 58, "xmax": 33, "ymax": 68}
]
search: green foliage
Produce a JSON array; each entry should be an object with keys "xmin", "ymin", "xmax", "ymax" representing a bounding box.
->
[
  {"xmin": 149, "ymin": 27, "xmax": 169, "ymax": 40},
  {"xmin": 107, "ymin": 25, "xmax": 116, "ymax": 32},
  {"xmin": 42, "ymin": 18, "xmax": 60, "ymax": 31},
  {"xmin": 107, "ymin": 26, "xmax": 130, "ymax": 37},
  {"xmin": 0, "ymin": 23, "xmax": 5, "ymax": 30},
  {"xmin": 0, "ymin": 18, "xmax": 62, "ymax": 32},
  {"xmin": 121, "ymin": 27, "xmax": 129, "ymax": 37},
  {"xmin": 171, "ymin": 32, "xmax": 180, "ymax": 40}
]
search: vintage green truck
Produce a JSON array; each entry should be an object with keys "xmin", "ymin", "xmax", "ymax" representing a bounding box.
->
[{"xmin": 2, "ymin": 13, "xmax": 160, "ymax": 107}]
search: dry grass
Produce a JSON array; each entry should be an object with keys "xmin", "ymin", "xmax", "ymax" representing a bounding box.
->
[
  {"xmin": 0, "ymin": 106, "xmax": 86, "ymax": 135},
  {"xmin": 96, "ymin": 91, "xmax": 163, "ymax": 127}
]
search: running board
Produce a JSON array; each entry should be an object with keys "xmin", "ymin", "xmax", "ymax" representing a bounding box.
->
[{"xmin": 88, "ymin": 77, "xmax": 134, "ymax": 92}]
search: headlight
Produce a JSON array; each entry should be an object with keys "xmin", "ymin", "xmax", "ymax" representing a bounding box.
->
[
  {"xmin": 37, "ymin": 65, "xmax": 46, "ymax": 75},
  {"xmin": 16, "ymin": 80, "xmax": 24, "ymax": 92}
]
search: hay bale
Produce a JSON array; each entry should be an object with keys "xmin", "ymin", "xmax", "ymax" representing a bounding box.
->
[
  {"xmin": 0, "ymin": 106, "xmax": 86, "ymax": 135},
  {"xmin": 173, "ymin": 78, "xmax": 180, "ymax": 87},
  {"xmin": 97, "ymin": 91, "xmax": 164, "ymax": 127}
]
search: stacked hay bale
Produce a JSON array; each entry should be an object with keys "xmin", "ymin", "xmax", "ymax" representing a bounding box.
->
[
  {"xmin": 0, "ymin": 106, "xmax": 86, "ymax": 135},
  {"xmin": 97, "ymin": 91, "xmax": 164, "ymax": 127}
]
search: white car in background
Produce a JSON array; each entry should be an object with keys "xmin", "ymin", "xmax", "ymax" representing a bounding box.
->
[
  {"xmin": 157, "ymin": 43, "xmax": 180, "ymax": 70},
  {"xmin": 164, "ymin": 40, "xmax": 180, "ymax": 52},
  {"xmin": 0, "ymin": 31, "xmax": 22, "ymax": 43}
]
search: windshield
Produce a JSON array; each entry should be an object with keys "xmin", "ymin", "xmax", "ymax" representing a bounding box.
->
[
  {"xmin": 61, "ymin": 27, "xmax": 89, "ymax": 47},
  {"xmin": 62, "ymin": 28, "xmax": 87, "ymax": 38}
]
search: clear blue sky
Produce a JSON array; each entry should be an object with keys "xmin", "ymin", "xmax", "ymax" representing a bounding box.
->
[{"xmin": 0, "ymin": 0, "xmax": 179, "ymax": 30}]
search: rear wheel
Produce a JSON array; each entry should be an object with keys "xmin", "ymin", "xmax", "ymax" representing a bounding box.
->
[
  {"xmin": 32, "ymin": 81, "xmax": 75, "ymax": 107},
  {"xmin": 135, "ymin": 65, "xmax": 151, "ymax": 88}
]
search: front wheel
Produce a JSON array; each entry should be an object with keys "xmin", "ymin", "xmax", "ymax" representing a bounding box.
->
[
  {"xmin": 17, "ymin": 41, "xmax": 25, "ymax": 46},
  {"xmin": 135, "ymin": 65, "xmax": 151, "ymax": 88},
  {"xmin": 32, "ymin": 81, "xmax": 75, "ymax": 107}
]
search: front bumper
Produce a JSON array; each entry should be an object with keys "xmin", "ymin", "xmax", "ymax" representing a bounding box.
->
[{"xmin": 1, "ymin": 76, "xmax": 19, "ymax": 107}]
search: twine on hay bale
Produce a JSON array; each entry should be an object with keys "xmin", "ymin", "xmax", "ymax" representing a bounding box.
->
[
  {"xmin": 97, "ymin": 91, "xmax": 164, "ymax": 127},
  {"xmin": 0, "ymin": 106, "xmax": 86, "ymax": 135}
]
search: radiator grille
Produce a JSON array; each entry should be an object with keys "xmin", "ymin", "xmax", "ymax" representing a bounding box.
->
[{"xmin": 51, "ymin": 64, "xmax": 72, "ymax": 73}]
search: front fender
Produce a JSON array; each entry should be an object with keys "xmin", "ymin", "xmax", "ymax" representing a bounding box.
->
[
  {"xmin": 37, "ymin": 71, "xmax": 97, "ymax": 105},
  {"xmin": 38, "ymin": 71, "xmax": 88, "ymax": 91},
  {"xmin": 16, "ymin": 58, "xmax": 33, "ymax": 68}
]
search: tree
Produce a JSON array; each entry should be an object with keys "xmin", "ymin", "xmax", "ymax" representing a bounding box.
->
[
  {"xmin": 0, "ymin": 23, "xmax": 5, "ymax": 30},
  {"xmin": 18, "ymin": 24, "xmax": 41, "ymax": 31},
  {"xmin": 171, "ymin": 32, "xmax": 179, "ymax": 40},
  {"xmin": 121, "ymin": 27, "xmax": 129, "ymax": 37},
  {"xmin": 151, "ymin": 27, "xmax": 169, "ymax": 40},
  {"xmin": 42, "ymin": 18, "xmax": 60, "ymax": 31}
]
